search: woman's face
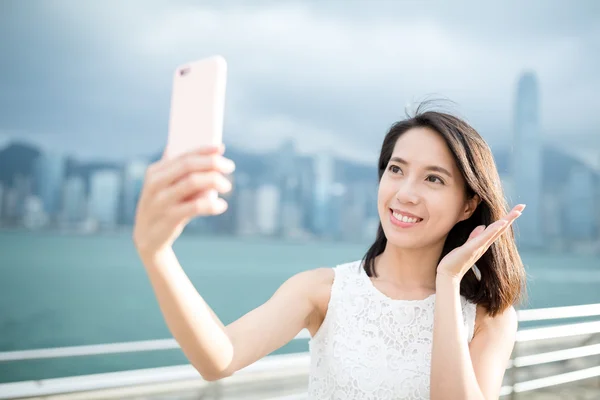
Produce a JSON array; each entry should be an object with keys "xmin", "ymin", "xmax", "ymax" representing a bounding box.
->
[{"xmin": 377, "ymin": 127, "xmax": 478, "ymax": 249}]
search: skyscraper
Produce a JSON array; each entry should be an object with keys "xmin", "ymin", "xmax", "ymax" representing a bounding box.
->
[
  {"xmin": 13, "ymin": 174, "xmax": 33, "ymax": 224},
  {"xmin": 297, "ymin": 156, "xmax": 316, "ymax": 236},
  {"xmin": 61, "ymin": 175, "xmax": 87, "ymax": 225},
  {"xmin": 275, "ymin": 139, "xmax": 303, "ymax": 238},
  {"xmin": 511, "ymin": 72, "xmax": 543, "ymax": 248},
  {"xmin": 280, "ymin": 176, "xmax": 304, "ymax": 238},
  {"xmin": 256, "ymin": 183, "xmax": 280, "ymax": 236},
  {"xmin": 0, "ymin": 182, "xmax": 4, "ymax": 224},
  {"xmin": 89, "ymin": 169, "xmax": 120, "ymax": 229},
  {"xmin": 234, "ymin": 173, "xmax": 258, "ymax": 236},
  {"xmin": 33, "ymin": 152, "xmax": 66, "ymax": 223},
  {"xmin": 565, "ymin": 165, "xmax": 595, "ymax": 241},
  {"xmin": 312, "ymin": 151, "xmax": 334, "ymax": 236},
  {"xmin": 122, "ymin": 159, "xmax": 148, "ymax": 224}
]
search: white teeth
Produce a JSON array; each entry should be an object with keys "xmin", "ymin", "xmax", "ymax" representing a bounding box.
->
[{"xmin": 392, "ymin": 211, "xmax": 419, "ymax": 224}]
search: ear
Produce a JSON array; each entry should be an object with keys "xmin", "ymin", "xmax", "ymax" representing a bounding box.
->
[{"xmin": 460, "ymin": 194, "xmax": 481, "ymax": 222}]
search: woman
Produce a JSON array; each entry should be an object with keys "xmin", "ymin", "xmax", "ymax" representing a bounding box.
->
[{"xmin": 133, "ymin": 104, "xmax": 526, "ymax": 400}]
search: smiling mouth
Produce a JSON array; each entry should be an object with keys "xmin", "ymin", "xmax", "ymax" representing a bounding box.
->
[{"xmin": 390, "ymin": 209, "xmax": 423, "ymax": 224}]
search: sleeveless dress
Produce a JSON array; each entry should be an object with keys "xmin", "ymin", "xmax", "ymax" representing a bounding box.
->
[{"xmin": 307, "ymin": 260, "xmax": 477, "ymax": 400}]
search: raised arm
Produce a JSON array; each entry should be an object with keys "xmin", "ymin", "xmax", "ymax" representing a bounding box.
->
[
  {"xmin": 133, "ymin": 145, "xmax": 322, "ymax": 381},
  {"xmin": 141, "ymin": 248, "xmax": 323, "ymax": 380}
]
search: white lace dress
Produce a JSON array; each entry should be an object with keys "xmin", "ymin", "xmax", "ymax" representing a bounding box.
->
[{"xmin": 307, "ymin": 260, "xmax": 477, "ymax": 400}]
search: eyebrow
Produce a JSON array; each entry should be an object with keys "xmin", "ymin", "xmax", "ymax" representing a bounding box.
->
[{"xmin": 389, "ymin": 156, "xmax": 453, "ymax": 178}]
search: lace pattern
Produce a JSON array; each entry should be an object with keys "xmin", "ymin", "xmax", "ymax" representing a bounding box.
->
[{"xmin": 307, "ymin": 260, "xmax": 477, "ymax": 400}]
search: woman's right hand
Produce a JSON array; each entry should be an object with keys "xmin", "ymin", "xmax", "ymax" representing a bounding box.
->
[{"xmin": 132, "ymin": 144, "xmax": 236, "ymax": 261}]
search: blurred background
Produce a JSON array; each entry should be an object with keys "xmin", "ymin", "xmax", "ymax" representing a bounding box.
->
[{"xmin": 0, "ymin": 0, "xmax": 599, "ymax": 393}]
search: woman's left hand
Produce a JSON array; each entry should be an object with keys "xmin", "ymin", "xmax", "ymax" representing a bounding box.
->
[{"xmin": 436, "ymin": 204, "xmax": 526, "ymax": 282}]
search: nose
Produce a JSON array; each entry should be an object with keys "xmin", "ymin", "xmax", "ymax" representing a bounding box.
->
[{"xmin": 394, "ymin": 177, "xmax": 421, "ymax": 205}]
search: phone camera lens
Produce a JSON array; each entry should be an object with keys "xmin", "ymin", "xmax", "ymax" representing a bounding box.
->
[{"xmin": 179, "ymin": 67, "xmax": 190, "ymax": 76}]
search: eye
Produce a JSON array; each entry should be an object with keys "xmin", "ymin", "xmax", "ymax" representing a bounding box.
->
[
  {"xmin": 388, "ymin": 164, "xmax": 402, "ymax": 174},
  {"xmin": 427, "ymin": 175, "xmax": 445, "ymax": 185}
]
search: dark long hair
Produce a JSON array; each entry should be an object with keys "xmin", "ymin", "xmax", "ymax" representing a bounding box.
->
[{"xmin": 362, "ymin": 103, "xmax": 526, "ymax": 316}]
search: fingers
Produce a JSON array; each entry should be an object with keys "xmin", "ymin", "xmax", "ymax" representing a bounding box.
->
[
  {"xmin": 476, "ymin": 204, "xmax": 525, "ymax": 249},
  {"xmin": 169, "ymin": 195, "xmax": 229, "ymax": 221},
  {"xmin": 510, "ymin": 204, "xmax": 526, "ymax": 217},
  {"xmin": 145, "ymin": 147, "xmax": 235, "ymax": 197},
  {"xmin": 490, "ymin": 205, "xmax": 524, "ymax": 241},
  {"xmin": 467, "ymin": 225, "xmax": 486, "ymax": 241},
  {"xmin": 156, "ymin": 171, "xmax": 233, "ymax": 208}
]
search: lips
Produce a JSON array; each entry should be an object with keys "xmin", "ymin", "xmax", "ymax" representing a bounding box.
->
[
  {"xmin": 388, "ymin": 209, "xmax": 423, "ymax": 229},
  {"xmin": 390, "ymin": 208, "xmax": 423, "ymax": 222}
]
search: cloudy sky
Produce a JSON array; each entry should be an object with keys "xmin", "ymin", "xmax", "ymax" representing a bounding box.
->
[{"xmin": 1, "ymin": 0, "xmax": 599, "ymax": 166}]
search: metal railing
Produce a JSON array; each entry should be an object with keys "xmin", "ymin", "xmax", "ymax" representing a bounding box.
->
[
  {"xmin": 503, "ymin": 303, "xmax": 600, "ymax": 398},
  {"xmin": 1, "ymin": 304, "xmax": 599, "ymax": 399}
]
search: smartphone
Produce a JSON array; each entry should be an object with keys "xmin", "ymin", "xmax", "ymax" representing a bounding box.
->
[{"xmin": 164, "ymin": 55, "xmax": 227, "ymax": 200}]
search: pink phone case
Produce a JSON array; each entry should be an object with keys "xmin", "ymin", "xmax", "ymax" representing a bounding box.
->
[
  {"xmin": 164, "ymin": 56, "xmax": 227, "ymax": 201},
  {"xmin": 164, "ymin": 55, "xmax": 227, "ymax": 160}
]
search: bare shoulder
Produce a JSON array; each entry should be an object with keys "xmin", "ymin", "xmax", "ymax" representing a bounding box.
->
[
  {"xmin": 290, "ymin": 267, "xmax": 334, "ymax": 285},
  {"xmin": 276, "ymin": 267, "xmax": 334, "ymax": 312},
  {"xmin": 474, "ymin": 304, "xmax": 518, "ymax": 339},
  {"xmin": 298, "ymin": 267, "xmax": 335, "ymax": 306},
  {"xmin": 307, "ymin": 266, "xmax": 336, "ymax": 286},
  {"xmin": 282, "ymin": 267, "xmax": 334, "ymax": 296},
  {"xmin": 304, "ymin": 267, "xmax": 335, "ymax": 290}
]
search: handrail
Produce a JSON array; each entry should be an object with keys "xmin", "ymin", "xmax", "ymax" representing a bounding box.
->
[
  {"xmin": 3, "ymin": 304, "xmax": 600, "ymax": 363},
  {"xmin": 0, "ymin": 329, "xmax": 312, "ymax": 362},
  {"xmin": 507, "ymin": 303, "xmax": 600, "ymax": 398},
  {"xmin": 3, "ymin": 321, "xmax": 600, "ymax": 363},
  {"xmin": 516, "ymin": 320, "xmax": 600, "ymax": 342},
  {"xmin": 0, "ymin": 304, "xmax": 599, "ymax": 399},
  {"xmin": 0, "ymin": 338, "xmax": 178, "ymax": 362},
  {"xmin": 517, "ymin": 303, "xmax": 600, "ymax": 322},
  {"xmin": 505, "ymin": 366, "xmax": 600, "ymax": 394},
  {"xmin": 0, "ymin": 353, "xmax": 311, "ymax": 400},
  {"xmin": 507, "ymin": 343, "xmax": 600, "ymax": 368}
]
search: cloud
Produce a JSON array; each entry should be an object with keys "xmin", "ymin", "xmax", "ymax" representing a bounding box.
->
[{"xmin": 0, "ymin": 0, "xmax": 598, "ymax": 162}]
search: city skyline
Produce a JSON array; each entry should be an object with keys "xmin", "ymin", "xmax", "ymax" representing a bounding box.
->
[
  {"xmin": 0, "ymin": 79, "xmax": 598, "ymax": 253},
  {"xmin": 1, "ymin": 1, "xmax": 599, "ymax": 167}
]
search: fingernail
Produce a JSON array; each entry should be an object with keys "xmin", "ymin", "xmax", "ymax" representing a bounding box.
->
[
  {"xmin": 222, "ymin": 159, "xmax": 236, "ymax": 173},
  {"xmin": 216, "ymin": 198, "xmax": 228, "ymax": 212},
  {"xmin": 224, "ymin": 178, "xmax": 233, "ymax": 191}
]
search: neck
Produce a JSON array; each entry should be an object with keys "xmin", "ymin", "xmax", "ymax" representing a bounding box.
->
[{"xmin": 374, "ymin": 240, "xmax": 446, "ymax": 291}]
